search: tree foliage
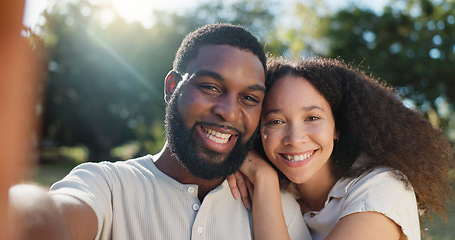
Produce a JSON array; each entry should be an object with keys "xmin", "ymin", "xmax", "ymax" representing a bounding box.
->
[
  {"xmin": 40, "ymin": 1, "xmax": 180, "ymax": 160},
  {"xmin": 39, "ymin": 0, "xmax": 279, "ymax": 161},
  {"xmin": 321, "ymin": 0, "xmax": 455, "ymax": 115},
  {"xmin": 36, "ymin": 0, "xmax": 454, "ymax": 162}
]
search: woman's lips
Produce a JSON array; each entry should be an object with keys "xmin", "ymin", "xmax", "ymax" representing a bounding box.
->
[{"xmin": 279, "ymin": 150, "xmax": 316, "ymax": 167}]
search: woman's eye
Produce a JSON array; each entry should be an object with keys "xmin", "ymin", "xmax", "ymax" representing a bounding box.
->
[
  {"xmin": 265, "ymin": 119, "xmax": 284, "ymax": 126},
  {"xmin": 307, "ymin": 116, "xmax": 320, "ymax": 121}
]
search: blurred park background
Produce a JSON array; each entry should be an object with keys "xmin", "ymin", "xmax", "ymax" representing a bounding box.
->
[{"xmin": 18, "ymin": 0, "xmax": 454, "ymax": 238}]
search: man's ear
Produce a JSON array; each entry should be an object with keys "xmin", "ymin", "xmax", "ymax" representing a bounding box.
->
[{"xmin": 164, "ymin": 71, "xmax": 179, "ymax": 103}]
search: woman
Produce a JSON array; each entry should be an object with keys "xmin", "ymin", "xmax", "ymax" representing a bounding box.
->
[{"xmin": 228, "ymin": 57, "xmax": 454, "ymax": 240}]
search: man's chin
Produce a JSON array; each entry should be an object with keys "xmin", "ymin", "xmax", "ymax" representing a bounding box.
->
[
  {"xmin": 197, "ymin": 146, "xmax": 232, "ymax": 164},
  {"xmin": 180, "ymin": 143, "xmax": 247, "ymax": 180}
]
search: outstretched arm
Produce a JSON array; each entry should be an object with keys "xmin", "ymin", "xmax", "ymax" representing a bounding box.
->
[{"xmin": 8, "ymin": 184, "xmax": 98, "ymax": 240}]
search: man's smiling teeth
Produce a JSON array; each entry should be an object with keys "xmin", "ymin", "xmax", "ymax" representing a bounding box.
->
[
  {"xmin": 283, "ymin": 152, "xmax": 313, "ymax": 162},
  {"xmin": 203, "ymin": 128, "xmax": 231, "ymax": 144}
]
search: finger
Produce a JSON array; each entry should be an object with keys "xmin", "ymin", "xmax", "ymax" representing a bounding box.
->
[
  {"xmin": 226, "ymin": 174, "xmax": 239, "ymax": 199},
  {"xmin": 245, "ymin": 177, "xmax": 254, "ymax": 200},
  {"xmin": 234, "ymin": 172, "xmax": 248, "ymax": 203},
  {"xmin": 237, "ymin": 172, "xmax": 252, "ymax": 210}
]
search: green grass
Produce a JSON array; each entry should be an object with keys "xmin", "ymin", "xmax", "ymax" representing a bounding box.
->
[
  {"xmin": 28, "ymin": 162, "xmax": 78, "ymax": 187},
  {"xmin": 30, "ymin": 163, "xmax": 455, "ymax": 238}
]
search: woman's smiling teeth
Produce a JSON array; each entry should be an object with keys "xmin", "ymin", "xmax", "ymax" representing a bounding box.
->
[
  {"xmin": 282, "ymin": 152, "xmax": 313, "ymax": 162},
  {"xmin": 202, "ymin": 127, "xmax": 231, "ymax": 144}
]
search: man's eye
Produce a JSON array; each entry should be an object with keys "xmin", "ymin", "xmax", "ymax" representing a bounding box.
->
[
  {"xmin": 242, "ymin": 95, "xmax": 260, "ymax": 105},
  {"xmin": 199, "ymin": 85, "xmax": 220, "ymax": 95},
  {"xmin": 245, "ymin": 96, "xmax": 258, "ymax": 102}
]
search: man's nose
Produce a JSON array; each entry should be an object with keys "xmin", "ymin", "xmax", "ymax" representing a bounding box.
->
[{"xmin": 212, "ymin": 95, "xmax": 242, "ymax": 122}]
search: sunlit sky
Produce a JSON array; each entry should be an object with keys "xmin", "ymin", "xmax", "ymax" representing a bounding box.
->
[
  {"xmin": 23, "ymin": 0, "xmax": 214, "ymax": 29},
  {"xmin": 23, "ymin": 0, "xmax": 391, "ymax": 30}
]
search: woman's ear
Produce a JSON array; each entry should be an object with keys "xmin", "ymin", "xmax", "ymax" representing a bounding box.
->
[
  {"xmin": 164, "ymin": 71, "xmax": 179, "ymax": 103},
  {"xmin": 334, "ymin": 129, "xmax": 340, "ymax": 142}
]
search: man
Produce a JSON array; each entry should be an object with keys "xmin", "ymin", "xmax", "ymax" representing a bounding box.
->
[{"xmin": 9, "ymin": 23, "xmax": 309, "ymax": 239}]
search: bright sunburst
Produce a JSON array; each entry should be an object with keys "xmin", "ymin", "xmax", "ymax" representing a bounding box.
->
[
  {"xmin": 108, "ymin": 0, "xmax": 194, "ymax": 28},
  {"xmin": 111, "ymin": 0, "xmax": 156, "ymax": 28},
  {"xmin": 24, "ymin": 0, "xmax": 205, "ymax": 30}
]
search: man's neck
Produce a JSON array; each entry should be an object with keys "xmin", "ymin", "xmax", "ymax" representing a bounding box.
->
[{"xmin": 154, "ymin": 145, "xmax": 224, "ymax": 201}]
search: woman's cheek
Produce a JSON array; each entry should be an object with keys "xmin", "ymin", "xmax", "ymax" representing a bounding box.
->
[{"xmin": 261, "ymin": 128, "xmax": 279, "ymax": 160}]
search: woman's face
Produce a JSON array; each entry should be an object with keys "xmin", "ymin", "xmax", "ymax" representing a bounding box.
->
[{"xmin": 260, "ymin": 75, "xmax": 338, "ymax": 184}]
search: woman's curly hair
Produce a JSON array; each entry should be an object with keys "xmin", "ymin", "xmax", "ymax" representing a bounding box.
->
[{"xmin": 261, "ymin": 56, "xmax": 454, "ymax": 220}]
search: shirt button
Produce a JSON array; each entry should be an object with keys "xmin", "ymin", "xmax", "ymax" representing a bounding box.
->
[
  {"xmin": 310, "ymin": 212, "xmax": 316, "ymax": 217},
  {"xmin": 197, "ymin": 226, "xmax": 203, "ymax": 233},
  {"xmin": 192, "ymin": 204, "xmax": 200, "ymax": 211},
  {"xmin": 187, "ymin": 187, "xmax": 194, "ymax": 193}
]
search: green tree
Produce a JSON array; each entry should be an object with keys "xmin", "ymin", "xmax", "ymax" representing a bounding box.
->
[
  {"xmin": 322, "ymin": 0, "xmax": 455, "ymax": 113},
  {"xmin": 39, "ymin": 0, "xmax": 281, "ymax": 161},
  {"xmin": 182, "ymin": 0, "xmax": 284, "ymax": 54},
  {"xmin": 41, "ymin": 1, "xmax": 177, "ymax": 161}
]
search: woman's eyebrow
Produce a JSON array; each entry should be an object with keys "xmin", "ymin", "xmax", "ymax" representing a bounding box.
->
[
  {"xmin": 263, "ymin": 105, "xmax": 325, "ymax": 116},
  {"xmin": 302, "ymin": 105, "xmax": 325, "ymax": 112},
  {"xmin": 262, "ymin": 108, "xmax": 282, "ymax": 116}
]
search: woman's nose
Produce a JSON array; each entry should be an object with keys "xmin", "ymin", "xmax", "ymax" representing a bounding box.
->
[{"xmin": 282, "ymin": 124, "xmax": 308, "ymax": 146}]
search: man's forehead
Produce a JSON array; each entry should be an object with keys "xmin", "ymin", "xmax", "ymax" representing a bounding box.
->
[
  {"xmin": 188, "ymin": 45, "xmax": 259, "ymax": 68},
  {"xmin": 188, "ymin": 45, "xmax": 262, "ymax": 73}
]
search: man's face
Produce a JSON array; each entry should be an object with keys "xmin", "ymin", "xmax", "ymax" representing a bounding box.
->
[{"xmin": 165, "ymin": 45, "xmax": 265, "ymax": 180}]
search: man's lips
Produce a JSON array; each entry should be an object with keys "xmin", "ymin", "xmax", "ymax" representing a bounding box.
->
[
  {"xmin": 195, "ymin": 123, "xmax": 240, "ymax": 152},
  {"xmin": 201, "ymin": 127, "xmax": 231, "ymax": 144}
]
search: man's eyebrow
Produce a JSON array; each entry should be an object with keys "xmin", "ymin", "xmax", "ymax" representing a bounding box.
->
[
  {"xmin": 248, "ymin": 84, "xmax": 265, "ymax": 92},
  {"xmin": 192, "ymin": 69, "xmax": 265, "ymax": 93},
  {"xmin": 193, "ymin": 70, "xmax": 224, "ymax": 81}
]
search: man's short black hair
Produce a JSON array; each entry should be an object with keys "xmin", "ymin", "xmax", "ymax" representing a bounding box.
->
[{"xmin": 173, "ymin": 23, "xmax": 266, "ymax": 75}]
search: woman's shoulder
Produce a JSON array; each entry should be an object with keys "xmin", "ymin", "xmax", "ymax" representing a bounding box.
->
[
  {"xmin": 344, "ymin": 167, "xmax": 413, "ymax": 200},
  {"xmin": 347, "ymin": 155, "xmax": 412, "ymax": 194},
  {"xmin": 329, "ymin": 167, "xmax": 404, "ymax": 200},
  {"xmin": 353, "ymin": 167, "xmax": 410, "ymax": 190},
  {"xmin": 339, "ymin": 167, "xmax": 421, "ymax": 240}
]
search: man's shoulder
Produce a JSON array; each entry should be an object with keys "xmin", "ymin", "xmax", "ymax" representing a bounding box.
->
[
  {"xmin": 61, "ymin": 155, "xmax": 155, "ymax": 182},
  {"xmin": 50, "ymin": 155, "xmax": 161, "ymax": 195},
  {"xmin": 76, "ymin": 155, "xmax": 153, "ymax": 170},
  {"xmin": 279, "ymin": 191, "xmax": 310, "ymax": 237},
  {"xmin": 122, "ymin": 154, "xmax": 155, "ymax": 168},
  {"xmin": 279, "ymin": 190, "xmax": 301, "ymax": 216},
  {"xmin": 280, "ymin": 190, "xmax": 299, "ymax": 204}
]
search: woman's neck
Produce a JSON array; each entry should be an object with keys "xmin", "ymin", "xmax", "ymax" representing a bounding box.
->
[{"xmin": 296, "ymin": 166, "xmax": 339, "ymax": 212}]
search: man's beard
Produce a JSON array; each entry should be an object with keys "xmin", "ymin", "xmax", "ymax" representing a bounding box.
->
[{"xmin": 165, "ymin": 89, "xmax": 257, "ymax": 180}]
